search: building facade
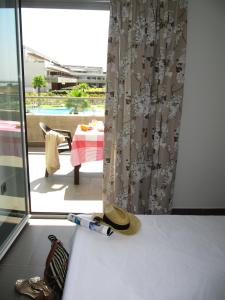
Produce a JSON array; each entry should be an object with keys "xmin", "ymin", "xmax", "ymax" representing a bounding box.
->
[
  {"xmin": 64, "ymin": 65, "xmax": 106, "ymax": 88},
  {"xmin": 23, "ymin": 46, "xmax": 106, "ymax": 92}
]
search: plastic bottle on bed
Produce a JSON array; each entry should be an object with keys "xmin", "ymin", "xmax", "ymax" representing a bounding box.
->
[{"xmin": 67, "ymin": 214, "xmax": 113, "ymax": 237}]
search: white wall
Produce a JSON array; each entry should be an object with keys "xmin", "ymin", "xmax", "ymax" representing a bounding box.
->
[
  {"xmin": 24, "ymin": 60, "xmax": 46, "ymax": 92},
  {"xmin": 173, "ymin": 0, "xmax": 225, "ymax": 208}
]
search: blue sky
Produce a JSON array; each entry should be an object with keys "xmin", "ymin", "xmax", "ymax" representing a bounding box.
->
[
  {"xmin": 21, "ymin": 9, "xmax": 110, "ymax": 70},
  {"xmin": 0, "ymin": 9, "xmax": 18, "ymax": 81}
]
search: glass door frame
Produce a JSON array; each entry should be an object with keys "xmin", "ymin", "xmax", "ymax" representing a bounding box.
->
[
  {"xmin": 21, "ymin": 2, "xmax": 109, "ymax": 216},
  {"xmin": 17, "ymin": 0, "xmax": 31, "ymax": 214},
  {"xmin": 0, "ymin": 0, "xmax": 31, "ymax": 260}
]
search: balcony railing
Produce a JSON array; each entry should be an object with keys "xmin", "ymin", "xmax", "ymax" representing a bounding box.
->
[{"xmin": 25, "ymin": 96, "xmax": 105, "ymax": 108}]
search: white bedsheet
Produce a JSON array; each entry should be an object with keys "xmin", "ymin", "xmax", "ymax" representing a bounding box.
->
[{"xmin": 63, "ymin": 215, "xmax": 225, "ymax": 300}]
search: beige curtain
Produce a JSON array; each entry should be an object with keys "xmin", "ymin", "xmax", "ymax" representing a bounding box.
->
[{"xmin": 103, "ymin": 0, "xmax": 188, "ymax": 214}]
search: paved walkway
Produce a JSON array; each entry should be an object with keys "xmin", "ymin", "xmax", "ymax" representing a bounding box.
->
[{"xmin": 28, "ymin": 148, "xmax": 103, "ymax": 214}]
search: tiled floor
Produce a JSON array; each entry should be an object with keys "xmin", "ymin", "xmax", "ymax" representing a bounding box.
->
[
  {"xmin": 0, "ymin": 148, "xmax": 103, "ymax": 298},
  {"xmin": 28, "ymin": 148, "xmax": 103, "ymax": 213},
  {"xmin": 0, "ymin": 219, "xmax": 75, "ymax": 300}
]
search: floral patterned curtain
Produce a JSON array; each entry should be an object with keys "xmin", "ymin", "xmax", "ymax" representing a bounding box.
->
[{"xmin": 103, "ymin": 0, "xmax": 188, "ymax": 214}]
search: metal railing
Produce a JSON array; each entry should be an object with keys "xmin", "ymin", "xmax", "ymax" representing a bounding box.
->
[{"xmin": 25, "ymin": 96, "xmax": 105, "ymax": 107}]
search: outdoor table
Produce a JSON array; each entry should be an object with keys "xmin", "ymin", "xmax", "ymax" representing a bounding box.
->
[{"xmin": 70, "ymin": 124, "xmax": 104, "ymax": 185}]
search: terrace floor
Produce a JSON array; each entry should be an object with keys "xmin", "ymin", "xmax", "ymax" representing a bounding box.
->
[{"xmin": 28, "ymin": 148, "xmax": 103, "ymax": 214}]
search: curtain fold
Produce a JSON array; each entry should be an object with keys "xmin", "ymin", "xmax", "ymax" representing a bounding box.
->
[{"xmin": 103, "ymin": 0, "xmax": 188, "ymax": 214}]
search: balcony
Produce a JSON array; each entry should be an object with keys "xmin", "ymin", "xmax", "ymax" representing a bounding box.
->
[
  {"xmin": 28, "ymin": 147, "xmax": 103, "ymax": 214},
  {"xmin": 26, "ymin": 96, "xmax": 105, "ymax": 214},
  {"xmin": 25, "ymin": 96, "xmax": 105, "ymax": 146}
]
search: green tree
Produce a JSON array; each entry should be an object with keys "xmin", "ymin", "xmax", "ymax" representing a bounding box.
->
[
  {"xmin": 78, "ymin": 83, "xmax": 89, "ymax": 92},
  {"xmin": 32, "ymin": 75, "xmax": 47, "ymax": 96},
  {"xmin": 70, "ymin": 88, "xmax": 83, "ymax": 97},
  {"xmin": 69, "ymin": 84, "xmax": 89, "ymax": 98},
  {"xmin": 66, "ymin": 98, "xmax": 90, "ymax": 114},
  {"xmin": 70, "ymin": 82, "xmax": 90, "ymax": 97}
]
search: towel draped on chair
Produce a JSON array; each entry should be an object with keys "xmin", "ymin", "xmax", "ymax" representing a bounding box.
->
[{"xmin": 45, "ymin": 130, "xmax": 65, "ymax": 175}]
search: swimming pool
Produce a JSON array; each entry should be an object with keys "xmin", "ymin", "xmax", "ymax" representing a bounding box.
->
[{"xmin": 27, "ymin": 107, "xmax": 104, "ymax": 116}]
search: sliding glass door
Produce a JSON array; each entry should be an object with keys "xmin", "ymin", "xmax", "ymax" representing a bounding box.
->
[{"xmin": 0, "ymin": 0, "xmax": 29, "ymax": 259}]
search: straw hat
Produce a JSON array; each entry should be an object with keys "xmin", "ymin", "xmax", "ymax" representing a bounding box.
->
[{"xmin": 93, "ymin": 203, "xmax": 141, "ymax": 235}]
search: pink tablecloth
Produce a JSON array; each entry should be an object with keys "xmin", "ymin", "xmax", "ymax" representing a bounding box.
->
[
  {"xmin": 0, "ymin": 120, "xmax": 22, "ymax": 157},
  {"xmin": 70, "ymin": 125, "xmax": 104, "ymax": 166}
]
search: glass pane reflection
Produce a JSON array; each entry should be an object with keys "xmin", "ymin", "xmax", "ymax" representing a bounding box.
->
[{"xmin": 0, "ymin": 5, "xmax": 28, "ymax": 249}]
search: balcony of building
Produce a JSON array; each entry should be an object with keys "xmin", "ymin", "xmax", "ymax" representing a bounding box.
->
[
  {"xmin": 28, "ymin": 147, "xmax": 103, "ymax": 214},
  {"xmin": 25, "ymin": 96, "xmax": 105, "ymax": 214}
]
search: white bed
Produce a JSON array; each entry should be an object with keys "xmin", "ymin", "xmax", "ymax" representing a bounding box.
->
[{"xmin": 63, "ymin": 215, "xmax": 225, "ymax": 300}]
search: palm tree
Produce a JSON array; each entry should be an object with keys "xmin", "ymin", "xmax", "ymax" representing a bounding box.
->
[
  {"xmin": 78, "ymin": 83, "xmax": 89, "ymax": 93},
  {"xmin": 32, "ymin": 75, "xmax": 47, "ymax": 96}
]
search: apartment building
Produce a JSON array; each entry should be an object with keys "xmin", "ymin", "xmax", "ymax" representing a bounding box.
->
[
  {"xmin": 23, "ymin": 46, "xmax": 106, "ymax": 91},
  {"xmin": 23, "ymin": 46, "xmax": 77, "ymax": 91},
  {"xmin": 64, "ymin": 65, "xmax": 106, "ymax": 87}
]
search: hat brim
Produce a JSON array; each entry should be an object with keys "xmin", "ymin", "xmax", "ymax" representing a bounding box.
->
[{"xmin": 92, "ymin": 212, "xmax": 141, "ymax": 235}]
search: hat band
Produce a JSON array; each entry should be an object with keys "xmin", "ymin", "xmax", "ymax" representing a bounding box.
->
[{"xmin": 103, "ymin": 214, "xmax": 130, "ymax": 231}]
